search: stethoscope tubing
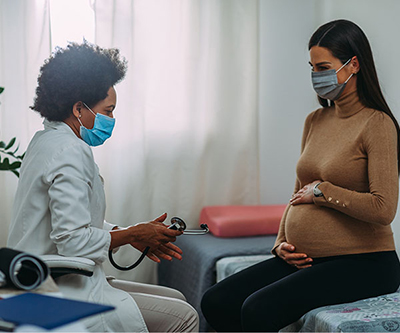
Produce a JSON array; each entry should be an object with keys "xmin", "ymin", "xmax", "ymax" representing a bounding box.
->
[{"xmin": 108, "ymin": 247, "xmax": 149, "ymax": 271}]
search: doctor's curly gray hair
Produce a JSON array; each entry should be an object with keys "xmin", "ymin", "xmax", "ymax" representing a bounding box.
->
[{"xmin": 31, "ymin": 41, "xmax": 127, "ymax": 121}]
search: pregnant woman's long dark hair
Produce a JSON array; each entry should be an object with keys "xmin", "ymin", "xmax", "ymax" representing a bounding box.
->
[{"xmin": 309, "ymin": 19, "xmax": 400, "ymax": 173}]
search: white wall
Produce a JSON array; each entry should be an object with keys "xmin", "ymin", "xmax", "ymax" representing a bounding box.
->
[
  {"xmin": 258, "ymin": 0, "xmax": 320, "ymax": 204},
  {"xmin": 258, "ymin": 0, "xmax": 400, "ymax": 252}
]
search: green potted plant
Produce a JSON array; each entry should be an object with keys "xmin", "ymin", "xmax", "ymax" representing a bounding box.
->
[{"xmin": 0, "ymin": 87, "xmax": 25, "ymax": 177}]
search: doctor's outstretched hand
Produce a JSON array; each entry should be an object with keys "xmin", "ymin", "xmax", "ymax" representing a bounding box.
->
[{"xmin": 109, "ymin": 213, "xmax": 184, "ymax": 263}]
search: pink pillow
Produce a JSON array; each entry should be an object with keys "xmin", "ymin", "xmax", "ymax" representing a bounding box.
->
[{"xmin": 199, "ymin": 205, "xmax": 286, "ymax": 238}]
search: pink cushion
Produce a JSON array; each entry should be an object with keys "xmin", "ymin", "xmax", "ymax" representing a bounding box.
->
[{"xmin": 199, "ymin": 205, "xmax": 286, "ymax": 238}]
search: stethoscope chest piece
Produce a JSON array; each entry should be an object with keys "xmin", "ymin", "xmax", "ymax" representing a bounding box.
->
[{"xmin": 169, "ymin": 217, "xmax": 187, "ymax": 231}]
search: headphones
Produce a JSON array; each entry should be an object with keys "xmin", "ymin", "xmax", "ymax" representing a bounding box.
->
[{"xmin": 108, "ymin": 217, "xmax": 209, "ymax": 271}]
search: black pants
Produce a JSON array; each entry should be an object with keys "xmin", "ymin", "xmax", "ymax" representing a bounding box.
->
[{"xmin": 201, "ymin": 251, "xmax": 400, "ymax": 332}]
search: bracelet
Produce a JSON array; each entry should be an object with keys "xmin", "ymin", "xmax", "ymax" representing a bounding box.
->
[{"xmin": 313, "ymin": 182, "xmax": 323, "ymax": 197}]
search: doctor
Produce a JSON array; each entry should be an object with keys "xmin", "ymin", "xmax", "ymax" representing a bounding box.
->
[{"xmin": 7, "ymin": 42, "xmax": 199, "ymax": 332}]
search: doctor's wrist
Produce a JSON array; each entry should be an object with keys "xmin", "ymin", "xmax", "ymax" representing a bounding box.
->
[{"xmin": 109, "ymin": 227, "xmax": 132, "ymax": 250}]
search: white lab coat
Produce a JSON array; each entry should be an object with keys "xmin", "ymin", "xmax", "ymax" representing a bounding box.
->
[{"xmin": 7, "ymin": 120, "xmax": 148, "ymax": 332}]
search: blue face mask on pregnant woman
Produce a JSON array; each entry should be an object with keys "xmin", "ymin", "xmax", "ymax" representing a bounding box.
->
[{"xmin": 311, "ymin": 58, "xmax": 353, "ymax": 101}]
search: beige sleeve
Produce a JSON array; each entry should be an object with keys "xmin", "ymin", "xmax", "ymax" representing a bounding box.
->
[{"xmin": 313, "ymin": 112, "xmax": 399, "ymax": 225}]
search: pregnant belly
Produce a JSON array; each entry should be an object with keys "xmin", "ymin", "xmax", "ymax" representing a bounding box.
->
[
  {"xmin": 285, "ymin": 204, "xmax": 351, "ymax": 256},
  {"xmin": 284, "ymin": 204, "xmax": 392, "ymax": 258}
]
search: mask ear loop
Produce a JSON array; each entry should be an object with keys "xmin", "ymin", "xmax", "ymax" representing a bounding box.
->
[
  {"xmin": 77, "ymin": 102, "xmax": 95, "ymax": 128},
  {"xmin": 335, "ymin": 58, "xmax": 354, "ymax": 84},
  {"xmin": 76, "ymin": 114, "xmax": 84, "ymax": 127},
  {"xmin": 344, "ymin": 73, "xmax": 354, "ymax": 84},
  {"xmin": 83, "ymin": 102, "xmax": 96, "ymax": 116},
  {"xmin": 335, "ymin": 58, "xmax": 352, "ymax": 74}
]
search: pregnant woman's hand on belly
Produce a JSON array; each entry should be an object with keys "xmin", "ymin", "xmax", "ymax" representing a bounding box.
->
[
  {"xmin": 290, "ymin": 180, "xmax": 322, "ymax": 206},
  {"xmin": 275, "ymin": 242, "xmax": 313, "ymax": 269}
]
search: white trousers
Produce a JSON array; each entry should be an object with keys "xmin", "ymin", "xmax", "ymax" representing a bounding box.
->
[{"xmin": 107, "ymin": 277, "xmax": 199, "ymax": 332}]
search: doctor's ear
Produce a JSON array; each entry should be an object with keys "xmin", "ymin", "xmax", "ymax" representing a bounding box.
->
[{"xmin": 72, "ymin": 101, "xmax": 84, "ymax": 118}]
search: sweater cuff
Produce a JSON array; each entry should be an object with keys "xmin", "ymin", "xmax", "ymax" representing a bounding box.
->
[
  {"xmin": 313, "ymin": 181, "xmax": 350, "ymax": 209},
  {"xmin": 313, "ymin": 181, "xmax": 330, "ymax": 206}
]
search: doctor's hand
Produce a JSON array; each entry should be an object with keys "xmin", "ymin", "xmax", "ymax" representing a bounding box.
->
[
  {"xmin": 132, "ymin": 241, "xmax": 183, "ymax": 263},
  {"xmin": 290, "ymin": 180, "xmax": 322, "ymax": 206},
  {"xmin": 131, "ymin": 213, "xmax": 183, "ymax": 247},
  {"xmin": 110, "ymin": 213, "xmax": 184, "ymax": 263},
  {"xmin": 275, "ymin": 242, "xmax": 313, "ymax": 269}
]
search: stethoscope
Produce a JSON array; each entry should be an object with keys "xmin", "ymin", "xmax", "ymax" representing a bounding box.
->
[{"xmin": 108, "ymin": 217, "xmax": 209, "ymax": 271}]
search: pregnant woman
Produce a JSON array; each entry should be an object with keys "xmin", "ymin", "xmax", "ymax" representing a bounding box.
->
[{"xmin": 201, "ymin": 19, "xmax": 400, "ymax": 333}]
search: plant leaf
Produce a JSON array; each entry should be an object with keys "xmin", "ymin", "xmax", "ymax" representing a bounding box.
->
[
  {"xmin": 6, "ymin": 152, "xmax": 15, "ymax": 157},
  {"xmin": 12, "ymin": 144, "xmax": 20, "ymax": 154},
  {"xmin": 9, "ymin": 161, "xmax": 21, "ymax": 169},
  {"xmin": 0, "ymin": 87, "xmax": 4, "ymax": 94},
  {"xmin": 0, "ymin": 158, "xmax": 10, "ymax": 170},
  {"xmin": 17, "ymin": 152, "xmax": 25, "ymax": 160},
  {"xmin": 0, "ymin": 151, "xmax": 20, "ymax": 160},
  {"xmin": 0, "ymin": 141, "xmax": 5, "ymax": 149},
  {"xmin": 11, "ymin": 170, "xmax": 19, "ymax": 178},
  {"xmin": 5, "ymin": 137, "xmax": 16, "ymax": 150}
]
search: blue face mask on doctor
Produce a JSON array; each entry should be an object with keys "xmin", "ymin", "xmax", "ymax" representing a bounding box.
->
[{"xmin": 77, "ymin": 102, "xmax": 116, "ymax": 147}]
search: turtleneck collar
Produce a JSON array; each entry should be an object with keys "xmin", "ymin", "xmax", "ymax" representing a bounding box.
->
[{"xmin": 334, "ymin": 88, "xmax": 366, "ymax": 118}]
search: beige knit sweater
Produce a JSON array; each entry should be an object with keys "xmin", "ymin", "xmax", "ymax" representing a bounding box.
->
[{"xmin": 273, "ymin": 89, "xmax": 398, "ymax": 258}]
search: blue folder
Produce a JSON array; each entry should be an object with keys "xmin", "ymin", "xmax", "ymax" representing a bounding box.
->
[{"xmin": 0, "ymin": 293, "xmax": 115, "ymax": 329}]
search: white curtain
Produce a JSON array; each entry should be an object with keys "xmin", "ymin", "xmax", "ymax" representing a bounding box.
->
[
  {"xmin": 0, "ymin": 0, "xmax": 51, "ymax": 247},
  {"xmin": 93, "ymin": 0, "xmax": 260, "ymax": 283},
  {"xmin": 2, "ymin": 0, "xmax": 399, "ymax": 283}
]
